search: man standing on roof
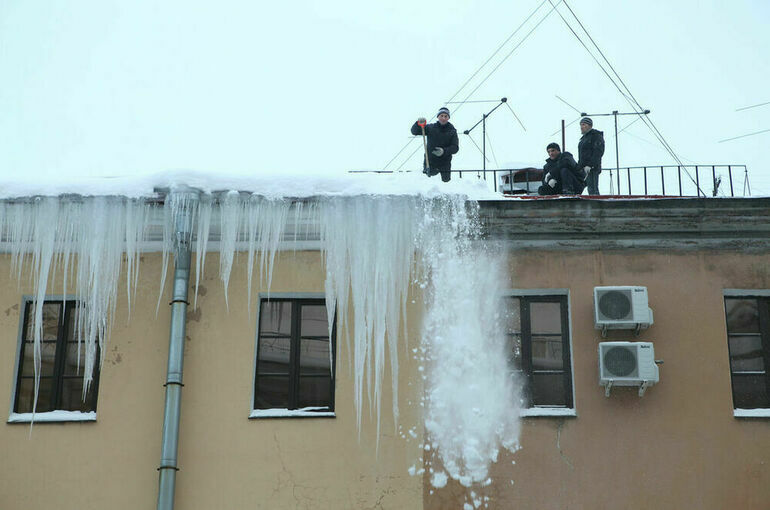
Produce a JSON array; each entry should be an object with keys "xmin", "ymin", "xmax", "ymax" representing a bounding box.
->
[
  {"xmin": 411, "ymin": 107, "xmax": 459, "ymax": 182},
  {"xmin": 538, "ymin": 142, "xmax": 583, "ymax": 196},
  {"xmin": 576, "ymin": 117, "xmax": 605, "ymax": 195}
]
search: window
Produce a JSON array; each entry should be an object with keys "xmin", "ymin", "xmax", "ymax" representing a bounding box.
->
[
  {"xmin": 504, "ymin": 292, "xmax": 574, "ymax": 415},
  {"xmin": 251, "ymin": 296, "xmax": 336, "ymax": 418},
  {"xmin": 724, "ymin": 293, "xmax": 770, "ymax": 414},
  {"xmin": 10, "ymin": 300, "xmax": 100, "ymax": 422}
]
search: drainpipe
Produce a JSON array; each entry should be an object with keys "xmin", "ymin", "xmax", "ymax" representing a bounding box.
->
[{"xmin": 157, "ymin": 188, "xmax": 199, "ymax": 510}]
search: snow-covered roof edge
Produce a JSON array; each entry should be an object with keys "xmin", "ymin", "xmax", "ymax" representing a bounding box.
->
[{"xmin": 0, "ymin": 170, "xmax": 503, "ymax": 201}]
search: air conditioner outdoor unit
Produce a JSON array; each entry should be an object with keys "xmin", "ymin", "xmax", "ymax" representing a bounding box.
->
[
  {"xmin": 594, "ymin": 286, "xmax": 653, "ymax": 335},
  {"xmin": 599, "ymin": 341, "xmax": 659, "ymax": 397}
]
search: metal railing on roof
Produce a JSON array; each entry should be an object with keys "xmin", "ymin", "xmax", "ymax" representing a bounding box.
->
[{"xmin": 353, "ymin": 164, "xmax": 750, "ymax": 197}]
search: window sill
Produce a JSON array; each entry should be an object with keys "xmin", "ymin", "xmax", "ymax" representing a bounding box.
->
[
  {"xmin": 249, "ymin": 407, "xmax": 335, "ymax": 419},
  {"xmin": 520, "ymin": 408, "xmax": 576, "ymax": 418},
  {"xmin": 8, "ymin": 411, "xmax": 97, "ymax": 423},
  {"xmin": 734, "ymin": 408, "xmax": 770, "ymax": 418}
]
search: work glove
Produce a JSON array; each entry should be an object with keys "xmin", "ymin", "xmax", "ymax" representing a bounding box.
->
[
  {"xmin": 432, "ymin": 147, "xmax": 444, "ymax": 157},
  {"xmin": 548, "ymin": 178, "xmax": 557, "ymax": 188},
  {"xmin": 544, "ymin": 172, "xmax": 552, "ymax": 182},
  {"xmin": 417, "ymin": 117, "xmax": 427, "ymax": 126},
  {"xmin": 583, "ymin": 166, "xmax": 592, "ymax": 177}
]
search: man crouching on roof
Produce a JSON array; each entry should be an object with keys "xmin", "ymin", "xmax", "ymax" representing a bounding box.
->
[
  {"xmin": 411, "ymin": 107, "xmax": 459, "ymax": 182},
  {"xmin": 538, "ymin": 142, "xmax": 584, "ymax": 196}
]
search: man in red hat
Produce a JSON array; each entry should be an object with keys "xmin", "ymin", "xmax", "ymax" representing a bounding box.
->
[{"xmin": 411, "ymin": 107, "xmax": 459, "ymax": 182}]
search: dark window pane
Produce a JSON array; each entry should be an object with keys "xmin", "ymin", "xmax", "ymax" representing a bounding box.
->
[
  {"xmin": 26, "ymin": 303, "xmax": 61, "ymax": 341},
  {"xmin": 729, "ymin": 335, "xmax": 766, "ymax": 372},
  {"xmin": 22, "ymin": 342, "xmax": 57, "ymax": 377},
  {"xmin": 732, "ymin": 374, "xmax": 770, "ymax": 409},
  {"xmin": 297, "ymin": 376, "xmax": 332, "ymax": 408},
  {"xmin": 300, "ymin": 305, "xmax": 329, "ymax": 338},
  {"xmin": 63, "ymin": 342, "xmax": 88, "ymax": 375},
  {"xmin": 257, "ymin": 337, "xmax": 291, "ymax": 374},
  {"xmin": 299, "ymin": 338, "xmax": 330, "ymax": 375},
  {"xmin": 259, "ymin": 301, "xmax": 292, "ymax": 336},
  {"xmin": 532, "ymin": 373, "xmax": 567, "ymax": 406},
  {"xmin": 530, "ymin": 302, "xmax": 561, "ymax": 334},
  {"xmin": 505, "ymin": 334, "xmax": 521, "ymax": 370},
  {"xmin": 504, "ymin": 298, "xmax": 521, "ymax": 334},
  {"xmin": 59, "ymin": 377, "xmax": 96, "ymax": 412},
  {"xmin": 725, "ymin": 298, "xmax": 760, "ymax": 333},
  {"xmin": 531, "ymin": 335, "xmax": 564, "ymax": 370},
  {"xmin": 67, "ymin": 305, "xmax": 79, "ymax": 342},
  {"xmin": 15, "ymin": 377, "xmax": 54, "ymax": 413},
  {"xmin": 255, "ymin": 376, "xmax": 290, "ymax": 409}
]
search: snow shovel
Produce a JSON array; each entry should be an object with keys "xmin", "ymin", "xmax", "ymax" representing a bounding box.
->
[{"xmin": 418, "ymin": 120, "xmax": 430, "ymax": 175}]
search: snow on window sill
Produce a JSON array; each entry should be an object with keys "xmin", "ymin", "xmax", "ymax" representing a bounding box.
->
[
  {"xmin": 520, "ymin": 407, "xmax": 576, "ymax": 418},
  {"xmin": 249, "ymin": 407, "xmax": 335, "ymax": 419},
  {"xmin": 734, "ymin": 408, "xmax": 770, "ymax": 418},
  {"xmin": 8, "ymin": 411, "xmax": 97, "ymax": 423}
]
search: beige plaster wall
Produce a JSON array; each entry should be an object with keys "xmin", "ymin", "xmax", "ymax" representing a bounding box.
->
[
  {"xmin": 426, "ymin": 250, "xmax": 770, "ymax": 510},
  {"xmin": 0, "ymin": 251, "xmax": 424, "ymax": 510}
]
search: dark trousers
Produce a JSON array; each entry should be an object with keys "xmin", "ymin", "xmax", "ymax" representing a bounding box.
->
[
  {"xmin": 585, "ymin": 168, "xmax": 600, "ymax": 195},
  {"xmin": 539, "ymin": 168, "xmax": 584, "ymax": 195},
  {"xmin": 425, "ymin": 167, "xmax": 451, "ymax": 182},
  {"xmin": 560, "ymin": 168, "xmax": 584, "ymax": 194}
]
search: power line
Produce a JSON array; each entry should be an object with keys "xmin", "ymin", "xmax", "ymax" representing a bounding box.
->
[
  {"xmin": 736, "ymin": 101, "xmax": 770, "ymax": 112},
  {"xmin": 384, "ymin": 0, "xmax": 551, "ymax": 170},
  {"xmin": 457, "ymin": 1, "xmax": 562, "ymax": 106},
  {"xmin": 555, "ymin": 95, "xmax": 583, "ymax": 115},
  {"xmin": 443, "ymin": 0, "xmax": 551, "ymax": 113},
  {"xmin": 485, "ymin": 129, "xmax": 500, "ymax": 168},
  {"xmin": 505, "ymin": 102, "xmax": 527, "ymax": 131},
  {"xmin": 557, "ymin": 0, "xmax": 703, "ymax": 194},
  {"xmin": 550, "ymin": 115, "xmax": 581, "ymax": 137},
  {"xmin": 718, "ymin": 128, "xmax": 770, "ymax": 144}
]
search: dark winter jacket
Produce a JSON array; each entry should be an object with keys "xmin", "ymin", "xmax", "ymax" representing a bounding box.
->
[
  {"xmin": 577, "ymin": 129, "xmax": 605, "ymax": 171},
  {"xmin": 542, "ymin": 151, "xmax": 579, "ymax": 183},
  {"xmin": 411, "ymin": 121, "xmax": 459, "ymax": 170}
]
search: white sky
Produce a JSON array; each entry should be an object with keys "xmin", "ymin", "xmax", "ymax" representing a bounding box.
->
[{"xmin": 1, "ymin": 0, "xmax": 768, "ymax": 195}]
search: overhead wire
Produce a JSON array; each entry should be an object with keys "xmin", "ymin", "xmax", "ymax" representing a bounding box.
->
[
  {"xmin": 555, "ymin": 95, "xmax": 584, "ymax": 115},
  {"xmin": 718, "ymin": 128, "xmax": 770, "ymax": 144},
  {"xmin": 556, "ymin": 0, "xmax": 704, "ymax": 195},
  {"xmin": 384, "ymin": 0, "xmax": 552, "ymax": 170},
  {"xmin": 456, "ymin": 1, "xmax": 562, "ymax": 107},
  {"xmin": 442, "ymin": 0, "xmax": 552, "ymax": 114},
  {"xmin": 505, "ymin": 102, "xmax": 527, "ymax": 131},
  {"xmin": 395, "ymin": 1, "xmax": 558, "ymax": 171},
  {"xmin": 735, "ymin": 101, "xmax": 770, "ymax": 112},
  {"xmin": 559, "ymin": 0, "xmax": 690, "ymax": 170},
  {"xmin": 550, "ymin": 116, "xmax": 581, "ymax": 137},
  {"xmin": 485, "ymin": 130, "xmax": 501, "ymax": 168}
]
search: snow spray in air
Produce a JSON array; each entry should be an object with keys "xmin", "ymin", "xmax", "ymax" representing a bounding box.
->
[{"xmin": 414, "ymin": 197, "xmax": 522, "ymax": 490}]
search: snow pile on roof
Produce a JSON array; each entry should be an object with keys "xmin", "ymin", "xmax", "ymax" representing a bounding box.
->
[{"xmin": 0, "ymin": 169, "xmax": 502, "ymax": 200}]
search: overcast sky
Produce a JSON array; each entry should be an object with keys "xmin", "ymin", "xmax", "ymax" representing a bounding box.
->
[{"xmin": 1, "ymin": 1, "xmax": 768, "ymax": 195}]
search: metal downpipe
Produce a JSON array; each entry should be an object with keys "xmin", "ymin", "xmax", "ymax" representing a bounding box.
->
[{"xmin": 157, "ymin": 188, "xmax": 199, "ymax": 510}]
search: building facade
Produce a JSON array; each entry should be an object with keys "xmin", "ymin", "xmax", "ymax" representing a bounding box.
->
[{"xmin": 1, "ymin": 196, "xmax": 769, "ymax": 509}]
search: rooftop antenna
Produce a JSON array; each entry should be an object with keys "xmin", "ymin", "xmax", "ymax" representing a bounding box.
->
[{"xmin": 462, "ymin": 97, "xmax": 509, "ymax": 182}]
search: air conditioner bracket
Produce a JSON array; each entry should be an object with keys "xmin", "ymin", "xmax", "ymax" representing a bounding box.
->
[{"xmin": 604, "ymin": 380, "xmax": 613, "ymax": 397}]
